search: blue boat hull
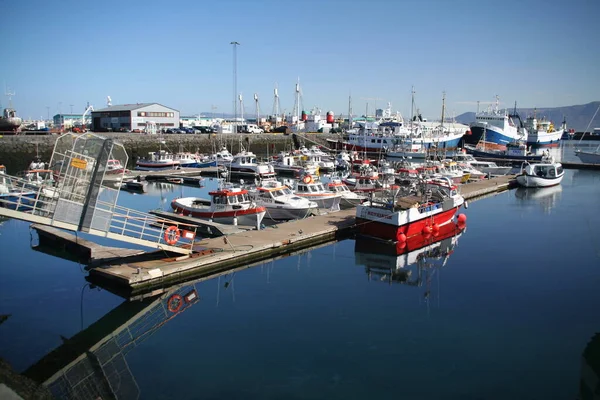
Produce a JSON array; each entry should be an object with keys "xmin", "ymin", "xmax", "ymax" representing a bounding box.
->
[
  {"xmin": 466, "ymin": 126, "xmax": 520, "ymax": 147},
  {"xmin": 0, "ymin": 192, "xmax": 37, "ymax": 211},
  {"xmin": 179, "ymin": 160, "xmax": 218, "ymax": 168}
]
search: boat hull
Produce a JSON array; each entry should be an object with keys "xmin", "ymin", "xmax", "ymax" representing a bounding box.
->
[
  {"xmin": 296, "ymin": 194, "xmax": 341, "ymax": 211},
  {"xmin": 526, "ymin": 129, "xmax": 563, "ymax": 147},
  {"xmin": 0, "ymin": 192, "xmax": 36, "ymax": 211},
  {"xmin": 326, "ymin": 135, "xmax": 463, "ymax": 153},
  {"xmin": 575, "ymin": 150, "xmax": 600, "ymax": 164},
  {"xmin": 262, "ymin": 206, "xmax": 314, "ymax": 220},
  {"xmin": 465, "ymin": 146, "xmax": 543, "ymax": 162},
  {"xmin": 466, "ymin": 125, "xmax": 522, "ymax": 149},
  {"xmin": 179, "ymin": 160, "xmax": 218, "ymax": 168},
  {"xmin": 516, "ymin": 173, "xmax": 564, "ymax": 188},
  {"xmin": 356, "ymin": 202, "xmax": 462, "ymax": 241},
  {"xmin": 171, "ymin": 200, "xmax": 266, "ymax": 227}
]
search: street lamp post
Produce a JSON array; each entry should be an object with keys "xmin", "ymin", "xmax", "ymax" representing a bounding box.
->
[{"xmin": 230, "ymin": 41, "xmax": 240, "ymax": 135}]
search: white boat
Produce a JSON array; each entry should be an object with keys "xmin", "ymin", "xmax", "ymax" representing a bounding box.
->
[
  {"xmin": 123, "ymin": 177, "xmax": 148, "ymax": 193},
  {"xmin": 515, "ymin": 159, "xmax": 564, "ymax": 188},
  {"xmin": 294, "ymin": 175, "xmax": 341, "ymax": 211},
  {"xmin": 574, "ymin": 104, "xmax": 600, "ymax": 164},
  {"xmin": 320, "ymin": 175, "xmax": 366, "ymax": 208},
  {"xmin": 171, "ymin": 185, "xmax": 266, "ymax": 228},
  {"xmin": 451, "ymin": 152, "xmax": 512, "ymax": 176},
  {"xmin": 524, "ymin": 112, "xmax": 563, "ymax": 147},
  {"xmin": 271, "ymin": 152, "xmax": 310, "ymax": 176},
  {"xmin": 575, "ymin": 146, "xmax": 600, "ymax": 164},
  {"xmin": 228, "ymin": 150, "xmax": 276, "ymax": 179},
  {"xmin": 208, "ymin": 146, "xmax": 234, "ymax": 166},
  {"xmin": 248, "ymin": 179, "xmax": 317, "ymax": 220},
  {"xmin": 136, "ymin": 150, "xmax": 180, "ymax": 171}
]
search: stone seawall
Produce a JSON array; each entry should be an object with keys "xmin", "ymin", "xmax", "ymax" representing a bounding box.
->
[{"xmin": 0, "ymin": 132, "xmax": 341, "ymax": 172}]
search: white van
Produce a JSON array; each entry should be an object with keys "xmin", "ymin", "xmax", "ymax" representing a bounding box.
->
[{"xmin": 243, "ymin": 124, "xmax": 264, "ymax": 134}]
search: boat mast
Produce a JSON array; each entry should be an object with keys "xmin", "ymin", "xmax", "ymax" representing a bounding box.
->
[{"xmin": 348, "ymin": 93, "xmax": 353, "ymax": 132}]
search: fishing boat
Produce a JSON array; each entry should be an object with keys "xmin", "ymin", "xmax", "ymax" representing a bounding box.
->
[
  {"xmin": 451, "ymin": 152, "xmax": 512, "ymax": 176},
  {"xmin": 227, "ymin": 150, "xmax": 276, "ymax": 179},
  {"xmin": 0, "ymin": 166, "xmax": 36, "ymax": 210},
  {"xmin": 524, "ymin": 111, "xmax": 564, "ymax": 147},
  {"xmin": 464, "ymin": 141, "xmax": 543, "ymax": 162},
  {"xmin": 515, "ymin": 159, "xmax": 564, "ymax": 188},
  {"xmin": 135, "ymin": 150, "xmax": 180, "ymax": 171},
  {"xmin": 293, "ymin": 175, "xmax": 341, "ymax": 211},
  {"xmin": 106, "ymin": 159, "xmax": 129, "ymax": 174},
  {"xmin": 320, "ymin": 175, "xmax": 366, "ymax": 208},
  {"xmin": 122, "ymin": 177, "xmax": 148, "ymax": 193},
  {"xmin": 465, "ymin": 96, "xmax": 526, "ymax": 150},
  {"xmin": 171, "ymin": 184, "xmax": 266, "ymax": 228},
  {"xmin": 356, "ymin": 177, "xmax": 465, "ymax": 241},
  {"xmin": 248, "ymin": 180, "xmax": 317, "ymax": 220},
  {"xmin": 208, "ymin": 146, "xmax": 234, "ymax": 166}
]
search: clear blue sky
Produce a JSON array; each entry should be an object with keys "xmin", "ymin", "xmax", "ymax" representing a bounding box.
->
[{"xmin": 2, "ymin": 0, "xmax": 599, "ymax": 121}]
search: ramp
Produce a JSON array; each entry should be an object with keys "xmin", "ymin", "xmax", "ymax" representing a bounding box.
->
[{"xmin": 0, "ymin": 133, "xmax": 197, "ymax": 254}]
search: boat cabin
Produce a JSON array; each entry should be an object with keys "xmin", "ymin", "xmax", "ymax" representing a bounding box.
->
[
  {"xmin": 209, "ymin": 188, "xmax": 251, "ymax": 206},
  {"xmin": 523, "ymin": 163, "xmax": 563, "ymax": 178}
]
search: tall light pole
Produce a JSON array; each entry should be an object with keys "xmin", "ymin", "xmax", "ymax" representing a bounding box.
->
[
  {"xmin": 230, "ymin": 41, "xmax": 240, "ymax": 134},
  {"xmin": 70, "ymin": 104, "xmax": 74, "ymax": 114}
]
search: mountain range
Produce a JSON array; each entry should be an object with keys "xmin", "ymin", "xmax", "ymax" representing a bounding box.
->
[{"xmin": 455, "ymin": 101, "xmax": 600, "ymax": 132}]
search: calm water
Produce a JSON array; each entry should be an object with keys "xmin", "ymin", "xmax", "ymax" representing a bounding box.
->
[{"xmin": 1, "ymin": 153, "xmax": 600, "ymax": 399}]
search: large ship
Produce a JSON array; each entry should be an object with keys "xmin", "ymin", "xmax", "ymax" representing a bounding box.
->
[
  {"xmin": 465, "ymin": 96, "xmax": 525, "ymax": 150},
  {"xmin": 524, "ymin": 111, "xmax": 564, "ymax": 147},
  {"xmin": 327, "ymin": 96, "xmax": 468, "ymax": 153}
]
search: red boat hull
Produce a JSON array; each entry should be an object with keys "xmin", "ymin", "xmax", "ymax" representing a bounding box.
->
[{"xmin": 357, "ymin": 206, "xmax": 460, "ymax": 241}]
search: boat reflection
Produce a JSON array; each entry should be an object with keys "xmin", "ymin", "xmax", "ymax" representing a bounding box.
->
[
  {"xmin": 514, "ymin": 185, "xmax": 562, "ymax": 214},
  {"xmin": 580, "ymin": 332, "xmax": 600, "ymax": 399},
  {"xmin": 354, "ymin": 221, "xmax": 465, "ymax": 285}
]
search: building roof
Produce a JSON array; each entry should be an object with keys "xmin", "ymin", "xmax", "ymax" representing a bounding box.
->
[{"xmin": 93, "ymin": 103, "xmax": 178, "ymax": 112}]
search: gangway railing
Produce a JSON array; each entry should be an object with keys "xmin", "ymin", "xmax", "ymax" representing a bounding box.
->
[{"xmin": 0, "ymin": 172, "xmax": 197, "ymax": 255}]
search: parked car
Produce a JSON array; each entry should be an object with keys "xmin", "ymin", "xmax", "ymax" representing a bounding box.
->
[{"xmin": 194, "ymin": 126, "xmax": 215, "ymax": 134}]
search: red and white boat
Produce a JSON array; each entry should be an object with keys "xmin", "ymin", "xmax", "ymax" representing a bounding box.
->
[
  {"xmin": 356, "ymin": 177, "xmax": 465, "ymax": 241},
  {"xmin": 171, "ymin": 185, "xmax": 266, "ymax": 228}
]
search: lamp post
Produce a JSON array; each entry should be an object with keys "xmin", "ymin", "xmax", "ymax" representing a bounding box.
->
[{"xmin": 230, "ymin": 41, "xmax": 240, "ymax": 134}]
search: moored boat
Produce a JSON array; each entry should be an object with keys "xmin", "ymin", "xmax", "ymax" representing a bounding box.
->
[
  {"xmin": 171, "ymin": 185, "xmax": 266, "ymax": 228},
  {"xmin": 524, "ymin": 112, "xmax": 563, "ymax": 147},
  {"xmin": 136, "ymin": 150, "xmax": 180, "ymax": 171},
  {"xmin": 515, "ymin": 159, "xmax": 564, "ymax": 188},
  {"xmin": 320, "ymin": 175, "xmax": 366, "ymax": 208},
  {"xmin": 356, "ymin": 177, "xmax": 465, "ymax": 241},
  {"xmin": 248, "ymin": 179, "xmax": 317, "ymax": 220},
  {"xmin": 294, "ymin": 175, "xmax": 341, "ymax": 211}
]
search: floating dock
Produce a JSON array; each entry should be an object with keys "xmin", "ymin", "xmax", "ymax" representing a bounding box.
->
[{"xmin": 33, "ymin": 175, "xmax": 517, "ymax": 294}]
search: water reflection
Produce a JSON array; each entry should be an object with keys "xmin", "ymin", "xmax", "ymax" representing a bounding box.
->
[
  {"xmin": 354, "ymin": 222, "xmax": 465, "ymax": 289},
  {"xmin": 580, "ymin": 332, "xmax": 600, "ymax": 399},
  {"xmin": 514, "ymin": 186, "xmax": 562, "ymax": 214}
]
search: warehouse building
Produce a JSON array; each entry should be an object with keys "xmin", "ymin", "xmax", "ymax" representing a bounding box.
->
[{"xmin": 91, "ymin": 103, "xmax": 179, "ymax": 133}]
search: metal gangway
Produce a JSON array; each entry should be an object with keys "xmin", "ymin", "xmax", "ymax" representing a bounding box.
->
[{"xmin": 0, "ymin": 133, "xmax": 197, "ymax": 255}]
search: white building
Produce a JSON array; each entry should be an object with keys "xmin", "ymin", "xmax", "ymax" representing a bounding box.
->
[{"xmin": 91, "ymin": 103, "xmax": 179, "ymax": 132}]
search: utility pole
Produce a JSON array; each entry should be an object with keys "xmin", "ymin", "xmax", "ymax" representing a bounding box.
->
[{"xmin": 230, "ymin": 41, "xmax": 240, "ymax": 134}]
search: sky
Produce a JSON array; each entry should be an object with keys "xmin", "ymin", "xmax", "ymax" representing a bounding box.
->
[{"xmin": 2, "ymin": 0, "xmax": 599, "ymax": 121}]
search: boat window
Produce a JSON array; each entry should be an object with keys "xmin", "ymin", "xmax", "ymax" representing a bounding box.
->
[
  {"xmin": 238, "ymin": 194, "xmax": 246, "ymax": 202},
  {"xmin": 213, "ymin": 195, "xmax": 223, "ymax": 204},
  {"xmin": 282, "ymin": 188, "xmax": 292, "ymax": 195},
  {"xmin": 228, "ymin": 196, "xmax": 237, "ymax": 204},
  {"xmin": 317, "ymin": 184, "xmax": 325, "ymax": 191},
  {"xmin": 251, "ymin": 158, "xmax": 257, "ymax": 163},
  {"xmin": 273, "ymin": 190, "xmax": 283, "ymax": 197},
  {"xmin": 556, "ymin": 166, "xmax": 563, "ymax": 175}
]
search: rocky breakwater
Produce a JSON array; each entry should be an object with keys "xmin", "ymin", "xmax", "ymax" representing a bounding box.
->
[{"xmin": 0, "ymin": 132, "xmax": 341, "ymax": 172}]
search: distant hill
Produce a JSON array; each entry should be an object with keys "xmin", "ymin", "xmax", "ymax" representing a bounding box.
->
[{"xmin": 455, "ymin": 101, "xmax": 600, "ymax": 132}]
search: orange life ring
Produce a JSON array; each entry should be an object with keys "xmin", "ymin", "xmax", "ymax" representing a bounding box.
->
[
  {"xmin": 167, "ymin": 294, "xmax": 183, "ymax": 313},
  {"xmin": 164, "ymin": 225, "xmax": 181, "ymax": 245},
  {"xmin": 302, "ymin": 175, "xmax": 312, "ymax": 184}
]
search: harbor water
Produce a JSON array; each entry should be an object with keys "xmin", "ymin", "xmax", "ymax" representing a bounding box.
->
[{"xmin": 0, "ymin": 143, "xmax": 599, "ymax": 399}]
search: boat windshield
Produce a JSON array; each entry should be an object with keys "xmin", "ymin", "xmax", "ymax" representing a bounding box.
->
[{"xmin": 282, "ymin": 187, "xmax": 292, "ymax": 195}]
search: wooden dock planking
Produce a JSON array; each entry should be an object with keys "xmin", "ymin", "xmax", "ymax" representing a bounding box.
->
[
  {"xmin": 101, "ymin": 166, "xmax": 224, "ymax": 184},
  {"xmin": 32, "ymin": 224, "xmax": 146, "ymax": 263},
  {"xmin": 89, "ymin": 209, "xmax": 356, "ymax": 288},
  {"xmin": 460, "ymin": 175, "xmax": 517, "ymax": 200}
]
